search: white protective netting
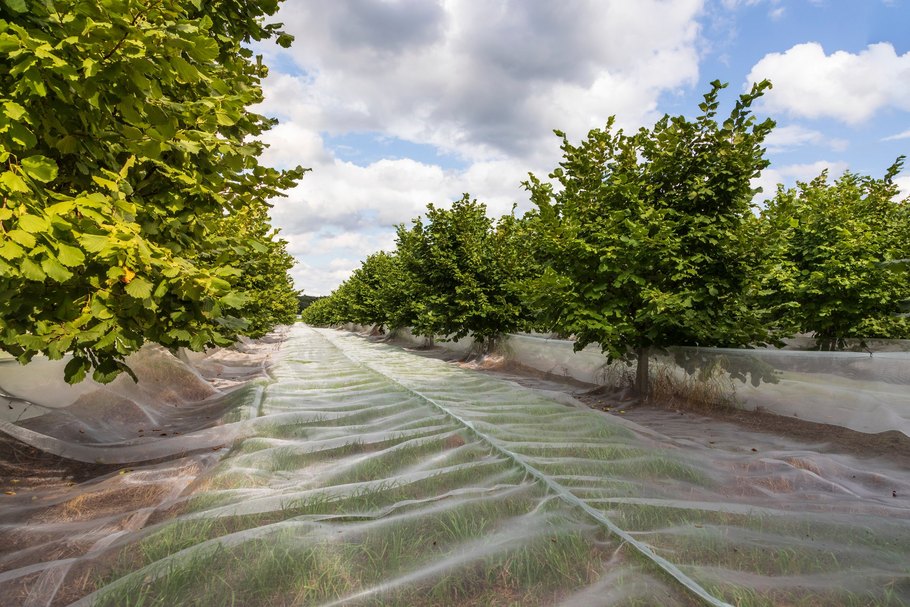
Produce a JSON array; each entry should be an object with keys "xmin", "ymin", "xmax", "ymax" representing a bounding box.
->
[
  {"xmin": 388, "ymin": 330, "xmax": 910, "ymax": 438},
  {"xmin": 1, "ymin": 325, "xmax": 909, "ymax": 606}
]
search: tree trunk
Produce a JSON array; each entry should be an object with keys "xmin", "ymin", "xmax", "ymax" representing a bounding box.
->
[{"xmin": 635, "ymin": 346, "xmax": 650, "ymax": 403}]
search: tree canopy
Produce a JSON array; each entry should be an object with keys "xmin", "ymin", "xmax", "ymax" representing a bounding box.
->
[
  {"xmin": 758, "ymin": 160, "xmax": 910, "ymax": 349},
  {"xmin": 302, "ymin": 196, "xmax": 533, "ymax": 352},
  {"xmin": 523, "ymin": 81, "xmax": 775, "ymax": 398},
  {"xmin": 0, "ymin": 0, "xmax": 303, "ymax": 381},
  {"xmin": 395, "ymin": 196, "xmax": 531, "ymax": 349}
]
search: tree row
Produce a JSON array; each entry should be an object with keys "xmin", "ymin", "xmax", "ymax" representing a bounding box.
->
[
  {"xmin": 1, "ymin": 1, "xmax": 302, "ymax": 382},
  {"xmin": 302, "ymin": 81, "xmax": 910, "ymax": 398}
]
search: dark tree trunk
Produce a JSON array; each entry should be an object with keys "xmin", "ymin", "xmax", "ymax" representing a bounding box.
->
[{"xmin": 634, "ymin": 346, "xmax": 650, "ymax": 403}]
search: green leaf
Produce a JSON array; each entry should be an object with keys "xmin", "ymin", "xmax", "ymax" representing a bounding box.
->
[
  {"xmin": 0, "ymin": 33, "xmax": 19, "ymax": 53},
  {"xmin": 2, "ymin": 0, "xmax": 27, "ymax": 14},
  {"xmin": 215, "ymin": 110, "xmax": 237, "ymax": 126},
  {"xmin": 57, "ymin": 243, "xmax": 86, "ymax": 266},
  {"xmin": 124, "ymin": 277, "xmax": 153, "ymax": 299},
  {"xmin": 15, "ymin": 334, "xmax": 46, "ymax": 351},
  {"xmin": 18, "ymin": 214, "xmax": 49, "ymax": 233},
  {"xmin": 189, "ymin": 331, "xmax": 210, "ymax": 351},
  {"xmin": 20, "ymin": 156, "xmax": 59, "ymax": 183},
  {"xmin": 64, "ymin": 357, "xmax": 89, "ymax": 384},
  {"xmin": 188, "ymin": 37, "xmax": 218, "ymax": 62},
  {"xmin": 56, "ymin": 135, "xmax": 80, "ymax": 154},
  {"xmin": 78, "ymin": 233, "xmax": 110, "ymax": 252},
  {"xmin": 220, "ymin": 291, "xmax": 249, "ymax": 309},
  {"xmin": 8, "ymin": 122, "xmax": 37, "ymax": 148},
  {"xmin": 171, "ymin": 55, "xmax": 201, "ymax": 82},
  {"xmin": 90, "ymin": 295, "xmax": 114, "ymax": 319},
  {"xmin": 20, "ymin": 257, "xmax": 46, "ymax": 281},
  {"xmin": 42, "ymin": 256, "xmax": 73, "ymax": 282},
  {"xmin": 0, "ymin": 171, "xmax": 29, "ymax": 193}
]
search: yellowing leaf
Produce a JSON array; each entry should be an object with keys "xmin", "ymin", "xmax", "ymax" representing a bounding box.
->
[
  {"xmin": 122, "ymin": 266, "xmax": 136, "ymax": 283},
  {"xmin": 3, "ymin": 100, "xmax": 27, "ymax": 121},
  {"xmin": 0, "ymin": 240, "xmax": 25, "ymax": 260},
  {"xmin": 7, "ymin": 229, "xmax": 36, "ymax": 248},
  {"xmin": 119, "ymin": 155, "xmax": 136, "ymax": 178},
  {"xmin": 91, "ymin": 176, "xmax": 120, "ymax": 192}
]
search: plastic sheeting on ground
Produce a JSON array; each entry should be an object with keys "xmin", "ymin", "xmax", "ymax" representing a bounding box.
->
[
  {"xmin": 387, "ymin": 328, "xmax": 910, "ymax": 438},
  {"xmin": 0, "ymin": 337, "xmax": 280, "ymax": 607},
  {"xmin": 2, "ymin": 326, "xmax": 909, "ymax": 606}
]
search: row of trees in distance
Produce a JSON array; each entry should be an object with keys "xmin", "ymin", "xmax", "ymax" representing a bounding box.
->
[
  {"xmin": 302, "ymin": 81, "xmax": 910, "ymax": 399},
  {"xmin": 1, "ymin": 0, "xmax": 302, "ymax": 382}
]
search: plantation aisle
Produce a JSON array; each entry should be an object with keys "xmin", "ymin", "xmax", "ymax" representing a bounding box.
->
[{"xmin": 71, "ymin": 326, "xmax": 910, "ymax": 606}]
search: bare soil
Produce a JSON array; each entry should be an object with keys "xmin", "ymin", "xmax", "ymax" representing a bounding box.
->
[
  {"xmin": 0, "ymin": 433, "xmax": 123, "ymax": 495},
  {"xmin": 575, "ymin": 389, "xmax": 910, "ymax": 469}
]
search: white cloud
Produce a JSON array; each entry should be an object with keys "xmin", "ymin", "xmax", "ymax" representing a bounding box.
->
[
  {"xmin": 258, "ymin": 122, "xmax": 332, "ymax": 168},
  {"xmin": 255, "ymin": 1, "xmax": 711, "ymax": 294},
  {"xmin": 883, "ymin": 128, "xmax": 910, "ymax": 142},
  {"xmin": 746, "ymin": 42, "xmax": 910, "ymax": 124},
  {"xmin": 765, "ymin": 124, "xmax": 847, "ymax": 153},
  {"xmin": 289, "ymin": 260, "xmax": 355, "ymax": 297},
  {"xmin": 895, "ymin": 176, "xmax": 910, "ymax": 201},
  {"xmin": 265, "ymin": 0, "xmax": 704, "ymax": 162}
]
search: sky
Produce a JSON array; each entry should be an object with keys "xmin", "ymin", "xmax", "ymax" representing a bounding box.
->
[{"xmin": 251, "ymin": 0, "xmax": 910, "ymax": 296}]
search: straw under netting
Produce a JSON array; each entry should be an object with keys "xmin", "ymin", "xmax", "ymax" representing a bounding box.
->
[{"xmin": 2, "ymin": 325, "xmax": 909, "ymax": 606}]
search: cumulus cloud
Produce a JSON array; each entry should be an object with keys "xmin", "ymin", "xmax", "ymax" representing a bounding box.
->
[
  {"xmin": 252, "ymin": 1, "xmax": 711, "ymax": 293},
  {"xmin": 746, "ymin": 42, "xmax": 910, "ymax": 124},
  {"xmin": 265, "ymin": 0, "xmax": 704, "ymax": 161}
]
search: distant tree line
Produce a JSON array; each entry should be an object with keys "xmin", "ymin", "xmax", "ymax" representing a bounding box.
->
[
  {"xmin": 298, "ymin": 294, "xmax": 323, "ymax": 313},
  {"xmin": 301, "ymin": 81, "xmax": 910, "ymax": 398}
]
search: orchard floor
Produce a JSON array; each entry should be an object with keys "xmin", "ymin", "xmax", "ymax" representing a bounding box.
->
[
  {"xmin": 408, "ymin": 338, "xmax": 910, "ymax": 468},
  {"xmin": 4, "ymin": 348, "xmax": 906, "ymax": 508},
  {"xmin": 2, "ymin": 326, "xmax": 909, "ymax": 606}
]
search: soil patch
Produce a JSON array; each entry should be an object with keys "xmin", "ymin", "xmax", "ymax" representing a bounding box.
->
[
  {"xmin": 0, "ymin": 433, "xmax": 123, "ymax": 494},
  {"xmin": 577, "ymin": 391, "xmax": 910, "ymax": 468}
]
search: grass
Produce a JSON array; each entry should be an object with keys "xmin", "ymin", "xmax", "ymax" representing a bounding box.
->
[
  {"xmin": 85, "ymin": 330, "xmax": 910, "ymax": 607},
  {"xmin": 649, "ymin": 359, "xmax": 737, "ymax": 410},
  {"xmin": 93, "ymin": 497, "xmax": 622, "ymax": 607}
]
